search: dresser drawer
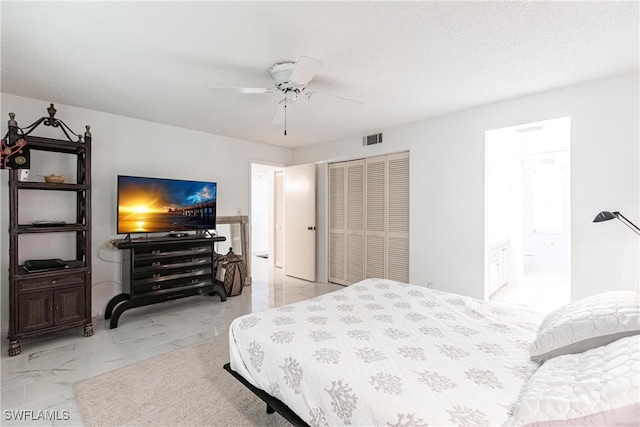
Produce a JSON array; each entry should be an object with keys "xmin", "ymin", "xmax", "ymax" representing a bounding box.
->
[
  {"xmin": 134, "ymin": 254, "xmax": 211, "ymax": 270},
  {"xmin": 134, "ymin": 265, "xmax": 212, "ymax": 281},
  {"xmin": 133, "ymin": 275, "xmax": 213, "ymax": 295},
  {"xmin": 134, "ymin": 245, "xmax": 212, "ymax": 260},
  {"xmin": 18, "ymin": 273, "xmax": 86, "ymax": 293}
]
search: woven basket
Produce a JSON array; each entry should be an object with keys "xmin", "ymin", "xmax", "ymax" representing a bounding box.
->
[{"xmin": 44, "ymin": 175, "xmax": 65, "ymax": 183}]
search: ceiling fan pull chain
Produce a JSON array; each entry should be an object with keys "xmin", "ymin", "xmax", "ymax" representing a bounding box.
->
[{"xmin": 284, "ymin": 103, "xmax": 287, "ymax": 136}]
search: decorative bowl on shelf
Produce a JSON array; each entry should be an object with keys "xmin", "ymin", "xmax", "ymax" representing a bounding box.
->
[{"xmin": 44, "ymin": 174, "xmax": 65, "ymax": 184}]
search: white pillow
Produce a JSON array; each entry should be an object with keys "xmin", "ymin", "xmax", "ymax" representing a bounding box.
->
[
  {"xmin": 505, "ymin": 335, "xmax": 640, "ymax": 427},
  {"xmin": 529, "ymin": 291, "xmax": 640, "ymax": 364}
]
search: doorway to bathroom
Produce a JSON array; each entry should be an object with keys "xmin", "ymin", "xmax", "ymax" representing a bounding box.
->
[
  {"xmin": 485, "ymin": 117, "xmax": 571, "ymax": 313},
  {"xmin": 251, "ymin": 162, "xmax": 284, "ymax": 267}
]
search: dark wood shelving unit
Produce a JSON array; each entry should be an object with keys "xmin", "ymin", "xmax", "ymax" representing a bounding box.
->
[{"xmin": 6, "ymin": 106, "xmax": 93, "ymax": 356}]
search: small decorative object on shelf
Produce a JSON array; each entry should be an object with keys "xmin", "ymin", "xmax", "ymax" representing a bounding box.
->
[
  {"xmin": 1, "ymin": 112, "xmax": 30, "ymax": 169},
  {"xmin": 42, "ymin": 174, "xmax": 65, "ymax": 183},
  {"xmin": 4, "ymin": 104, "xmax": 93, "ymax": 356}
]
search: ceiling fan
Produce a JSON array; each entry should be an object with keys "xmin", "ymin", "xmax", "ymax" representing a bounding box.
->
[{"xmin": 208, "ymin": 56, "xmax": 363, "ymax": 135}]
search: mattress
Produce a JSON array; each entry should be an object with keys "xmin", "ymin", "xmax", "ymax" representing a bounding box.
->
[{"xmin": 229, "ymin": 278, "xmax": 544, "ymax": 426}]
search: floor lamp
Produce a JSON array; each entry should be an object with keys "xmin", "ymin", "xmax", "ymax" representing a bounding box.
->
[{"xmin": 593, "ymin": 211, "xmax": 640, "ymax": 235}]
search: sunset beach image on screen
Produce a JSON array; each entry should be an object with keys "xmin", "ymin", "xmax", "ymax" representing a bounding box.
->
[{"xmin": 117, "ymin": 175, "xmax": 217, "ymax": 234}]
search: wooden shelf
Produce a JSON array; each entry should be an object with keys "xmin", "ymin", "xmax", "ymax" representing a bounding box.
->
[
  {"xmin": 13, "ymin": 182, "xmax": 88, "ymax": 191},
  {"xmin": 15, "ymin": 262, "xmax": 89, "ymax": 278},
  {"xmin": 12, "ymin": 223, "xmax": 87, "ymax": 234},
  {"xmin": 22, "ymin": 135, "xmax": 87, "ymax": 154}
]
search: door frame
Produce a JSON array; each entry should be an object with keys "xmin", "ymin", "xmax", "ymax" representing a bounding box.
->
[
  {"xmin": 484, "ymin": 117, "xmax": 571, "ymax": 303},
  {"xmin": 249, "ymin": 160, "xmax": 284, "ymax": 267}
]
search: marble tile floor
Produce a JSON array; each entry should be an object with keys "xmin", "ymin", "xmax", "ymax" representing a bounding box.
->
[
  {"xmin": 489, "ymin": 271, "xmax": 570, "ymax": 315},
  {"xmin": 0, "ymin": 257, "xmax": 343, "ymax": 426}
]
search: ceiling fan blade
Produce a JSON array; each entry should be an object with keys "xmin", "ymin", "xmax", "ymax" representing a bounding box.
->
[
  {"xmin": 272, "ymin": 101, "xmax": 287, "ymax": 125},
  {"xmin": 289, "ymin": 56, "xmax": 323, "ymax": 87},
  {"xmin": 304, "ymin": 91, "xmax": 364, "ymax": 105},
  {"xmin": 208, "ymin": 86, "xmax": 276, "ymax": 94}
]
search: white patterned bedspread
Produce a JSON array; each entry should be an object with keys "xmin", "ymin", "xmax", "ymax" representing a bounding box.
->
[{"xmin": 229, "ymin": 278, "xmax": 543, "ymax": 427}]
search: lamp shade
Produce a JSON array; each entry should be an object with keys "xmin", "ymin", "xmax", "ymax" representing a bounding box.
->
[
  {"xmin": 593, "ymin": 211, "xmax": 617, "ymax": 222},
  {"xmin": 593, "ymin": 210, "xmax": 640, "ymax": 235}
]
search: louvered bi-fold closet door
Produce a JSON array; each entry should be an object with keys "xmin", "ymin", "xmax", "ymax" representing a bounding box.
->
[
  {"xmin": 329, "ymin": 153, "xmax": 409, "ymax": 286},
  {"xmin": 386, "ymin": 152, "xmax": 410, "ymax": 283},
  {"xmin": 328, "ymin": 163, "xmax": 346, "ymax": 284},
  {"xmin": 345, "ymin": 160, "xmax": 365, "ymax": 284},
  {"xmin": 365, "ymin": 156, "xmax": 386, "ymax": 279}
]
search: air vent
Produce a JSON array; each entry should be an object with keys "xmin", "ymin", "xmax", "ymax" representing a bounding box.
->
[{"xmin": 363, "ymin": 133, "xmax": 383, "ymax": 146}]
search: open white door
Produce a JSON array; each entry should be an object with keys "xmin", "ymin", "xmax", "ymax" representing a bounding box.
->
[{"xmin": 284, "ymin": 163, "xmax": 316, "ymax": 281}]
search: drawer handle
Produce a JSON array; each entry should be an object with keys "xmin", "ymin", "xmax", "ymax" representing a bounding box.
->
[
  {"xmin": 153, "ymin": 273, "xmax": 160, "ymax": 278},
  {"xmin": 152, "ymin": 284, "xmax": 161, "ymax": 290},
  {"xmin": 192, "ymin": 258, "xmax": 200, "ymax": 262},
  {"xmin": 191, "ymin": 279, "xmax": 199, "ymax": 284},
  {"xmin": 152, "ymin": 262, "xmax": 160, "ymax": 267},
  {"xmin": 152, "ymin": 250, "xmax": 160, "ymax": 255}
]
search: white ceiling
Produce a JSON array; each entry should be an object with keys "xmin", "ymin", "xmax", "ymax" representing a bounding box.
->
[{"xmin": 2, "ymin": 1, "xmax": 638, "ymax": 149}]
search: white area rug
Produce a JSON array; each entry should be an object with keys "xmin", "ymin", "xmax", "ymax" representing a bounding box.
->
[{"xmin": 73, "ymin": 333, "xmax": 290, "ymax": 427}]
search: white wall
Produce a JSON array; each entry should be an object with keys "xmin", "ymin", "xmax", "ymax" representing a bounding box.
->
[
  {"xmin": 0, "ymin": 93, "xmax": 293, "ymax": 331},
  {"xmin": 294, "ymin": 72, "xmax": 640, "ymax": 301}
]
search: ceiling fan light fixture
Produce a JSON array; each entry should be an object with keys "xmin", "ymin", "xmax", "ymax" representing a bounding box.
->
[{"xmin": 284, "ymin": 90, "xmax": 299, "ymax": 102}]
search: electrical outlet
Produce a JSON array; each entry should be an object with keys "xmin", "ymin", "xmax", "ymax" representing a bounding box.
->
[{"xmin": 427, "ymin": 282, "xmax": 435, "ymax": 289}]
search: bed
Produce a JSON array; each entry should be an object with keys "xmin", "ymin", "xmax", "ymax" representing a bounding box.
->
[{"xmin": 226, "ymin": 278, "xmax": 640, "ymax": 427}]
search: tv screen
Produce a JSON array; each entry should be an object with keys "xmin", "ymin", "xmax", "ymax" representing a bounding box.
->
[{"xmin": 117, "ymin": 175, "xmax": 216, "ymax": 234}]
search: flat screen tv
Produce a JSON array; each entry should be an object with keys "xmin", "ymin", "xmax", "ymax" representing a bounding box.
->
[{"xmin": 117, "ymin": 175, "xmax": 216, "ymax": 234}]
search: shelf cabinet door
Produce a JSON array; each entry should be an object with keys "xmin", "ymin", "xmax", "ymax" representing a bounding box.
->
[
  {"xmin": 18, "ymin": 292, "xmax": 54, "ymax": 333},
  {"xmin": 54, "ymin": 286, "xmax": 86, "ymax": 325}
]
